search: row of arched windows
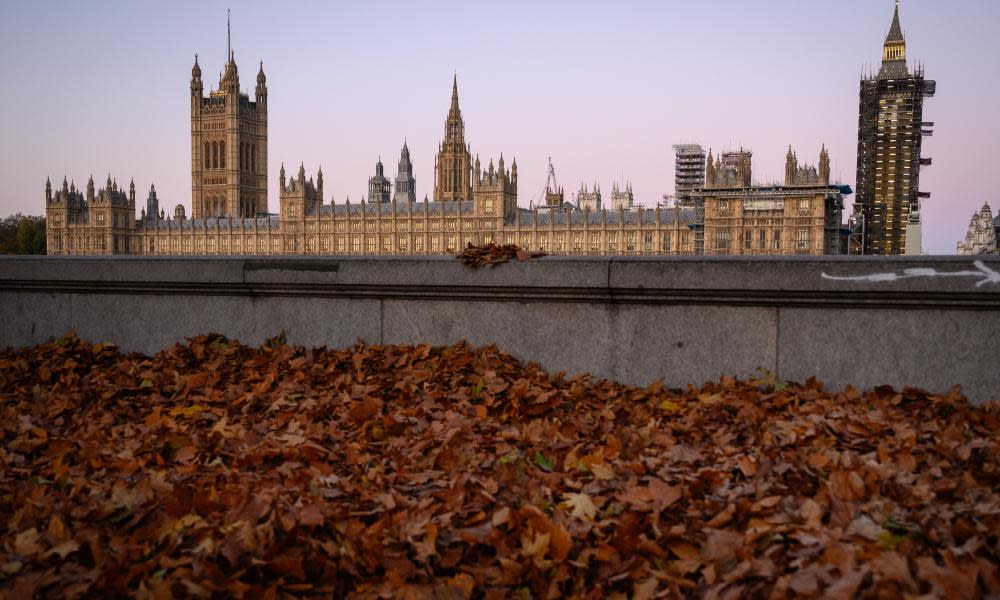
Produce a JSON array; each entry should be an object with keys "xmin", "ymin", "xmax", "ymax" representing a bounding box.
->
[
  {"xmin": 203, "ymin": 140, "xmax": 258, "ymax": 173},
  {"xmin": 204, "ymin": 141, "xmax": 226, "ymax": 170}
]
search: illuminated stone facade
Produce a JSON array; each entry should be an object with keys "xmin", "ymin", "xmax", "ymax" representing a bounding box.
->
[
  {"xmin": 692, "ymin": 147, "xmax": 848, "ymax": 256},
  {"xmin": 44, "ymin": 36, "xmax": 845, "ymax": 258},
  {"xmin": 957, "ymin": 203, "xmax": 999, "ymax": 255}
]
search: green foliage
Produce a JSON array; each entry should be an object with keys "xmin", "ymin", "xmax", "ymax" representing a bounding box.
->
[{"xmin": 0, "ymin": 214, "xmax": 46, "ymax": 254}]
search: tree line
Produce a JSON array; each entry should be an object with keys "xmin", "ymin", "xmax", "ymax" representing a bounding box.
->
[{"xmin": 0, "ymin": 214, "xmax": 46, "ymax": 254}]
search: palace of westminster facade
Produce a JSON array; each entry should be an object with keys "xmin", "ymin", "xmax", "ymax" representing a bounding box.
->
[{"xmin": 45, "ymin": 42, "xmax": 850, "ymax": 258}]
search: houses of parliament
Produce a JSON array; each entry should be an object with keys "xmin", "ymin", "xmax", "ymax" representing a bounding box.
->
[{"xmin": 45, "ymin": 28, "xmax": 856, "ymax": 258}]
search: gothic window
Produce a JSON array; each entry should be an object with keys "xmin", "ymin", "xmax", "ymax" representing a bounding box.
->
[
  {"xmin": 212, "ymin": 142, "xmax": 218, "ymax": 169},
  {"xmin": 744, "ymin": 229, "xmax": 753, "ymax": 249},
  {"xmin": 661, "ymin": 233, "xmax": 671, "ymax": 252},
  {"xmin": 220, "ymin": 142, "xmax": 226, "ymax": 169},
  {"xmin": 798, "ymin": 198, "xmax": 810, "ymax": 213},
  {"xmin": 204, "ymin": 142, "xmax": 210, "ymax": 168},
  {"xmin": 716, "ymin": 229, "xmax": 730, "ymax": 251},
  {"xmin": 414, "ymin": 236, "xmax": 424, "ymax": 251},
  {"xmin": 240, "ymin": 143, "xmax": 244, "ymax": 171},
  {"xmin": 796, "ymin": 227, "xmax": 809, "ymax": 249},
  {"xmin": 644, "ymin": 233, "xmax": 652, "ymax": 251},
  {"xmin": 773, "ymin": 229, "xmax": 782, "ymax": 249},
  {"xmin": 591, "ymin": 234, "xmax": 600, "ymax": 252},
  {"xmin": 251, "ymin": 145, "xmax": 256, "ymax": 173},
  {"xmin": 759, "ymin": 229, "xmax": 767, "ymax": 249},
  {"xmin": 538, "ymin": 234, "xmax": 548, "ymax": 252}
]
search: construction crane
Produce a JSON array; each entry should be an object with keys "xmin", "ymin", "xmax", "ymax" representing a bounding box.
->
[{"xmin": 531, "ymin": 157, "xmax": 560, "ymax": 208}]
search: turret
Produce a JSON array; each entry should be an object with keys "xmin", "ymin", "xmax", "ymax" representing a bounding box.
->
[
  {"xmin": 317, "ymin": 166, "xmax": 324, "ymax": 200},
  {"xmin": 129, "ymin": 178, "xmax": 136, "ymax": 205},
  {"xmin": 511, "ymin": 158, "xmax": 518, "ymax": 190},
  {"xmin": 705, "ymin": 149, "xmax": 715, "ymax": 188},
  {"xmin": 191, "ymin": 54, "xmax": 203, "ymax": 99},
  {"xmin": 819, "ymin": 145, "xmax": 830, "ymax": 185},
  {"xmin": 45, "ymin": 177, "xmax": 52, "ymax": 203},
  {"xmin": 222, "ymin": 51, "xmax": 238, "ymax": 92},
  {"xmin": 87, "ymin": 175, "xmax": 95, "ymax": 202},
  {"xmin": 279, "ymin": 163, "xmax": 286, "ymax": 191},
  {"xmin": 146, "ymin": 183, "xmax": 159, "ymax": 222},
  {"xmin": 256, "ymin": 60, "xmax": 267, "ymax": 102},
  {"xmin": 298, "ymin": 162, "xmax": 306, "ymax": 186},
  {"xmin": 784, "ymin": 146, "xmax": 797, "ymax": 186}
]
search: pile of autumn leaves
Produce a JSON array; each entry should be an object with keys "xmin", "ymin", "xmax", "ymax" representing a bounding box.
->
[
  {"xmin": 1, "ymin": 336, "xmax": 999, "ymax": 599},
  {"xmin": 455, "ymin": 243, "xmax": 547, "ymax": 269}
]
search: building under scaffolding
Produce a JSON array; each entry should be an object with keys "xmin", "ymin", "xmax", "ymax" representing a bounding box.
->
[
  {"xmin": 672, "ymin": 144, "xmax": 706, "ymax": 200},
  {"xmin": 853, "ymin": 1, "xmax": 935, "ymax": 255}
]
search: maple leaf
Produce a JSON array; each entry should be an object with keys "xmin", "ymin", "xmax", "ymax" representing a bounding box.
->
[{"xmin": 561, "ymin": 492, "xmax": 598, "ymax": 520}]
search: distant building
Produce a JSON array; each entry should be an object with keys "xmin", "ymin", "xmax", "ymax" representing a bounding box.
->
[
  {"xmin": 691, "ymin": 147, "xmax": 849, "ymax": 256},
  {"xmin": 785, "ymin": 145, "xmax": 830, "ymax": 186},
  {"xmin": 190, "ymin": 45, "xmax": 268, "ymax": 219},
  {"xmin": 433, "ymin": 76, "xmax": 473, "ymax": 203},
  {"xmin": 672, "ymin": 144, "xmax": 706, "ymax": 200},
  {"xmin": 141, "ymin": 184, "xmax": 162, "ymax": 223},
  {"xmin": 609, "ymin": 182, "xmax": 634, "ymax": 210},
  {"xmin": 957, "ymin": 203, "xmax": 999, "ymax": 255},
  {"xmin": 367, "ymin": 159, "xmax": 391, "ymax": 204},
  {"xmin": 706, "ymin": 149, "xmax": 752, "ymax": 189},
  {"xmin": 44, "ymin": 175, "xmax": 136, "ymax": 255},
  {"xmin": 853, "ymin": 0, "xmax": 935, "ymax": 255},
  {"xmin": 393, "ymin": 142, "xmax": 416, "ymax": 203},
  {"xmin": 577, "ymin": 183, "xmax": 602, "ymax": 212}
]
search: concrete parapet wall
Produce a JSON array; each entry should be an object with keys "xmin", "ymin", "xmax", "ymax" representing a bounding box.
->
[{"xmin": 1, "ymin": 255, "xmax": 998, "ymax": 403}]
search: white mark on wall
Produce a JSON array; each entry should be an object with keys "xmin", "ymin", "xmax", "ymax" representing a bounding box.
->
[{"xmin": 821, "ymin": 260, "xmax": 1000, "ymax": 288}]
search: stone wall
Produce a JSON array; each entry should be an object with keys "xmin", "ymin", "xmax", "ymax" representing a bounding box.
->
[{"xmin": 2, "ymin": 255, "xmax": 998, "ymax": 403}]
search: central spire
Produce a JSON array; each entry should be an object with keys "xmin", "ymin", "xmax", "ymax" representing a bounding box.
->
[
  {"xmin": 450, "ymin": 73, "xmax": 460, "ymax": 113},
  {"xmin": 227, "ymin": 9, "xmax": 231, "ymax": 62}
]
